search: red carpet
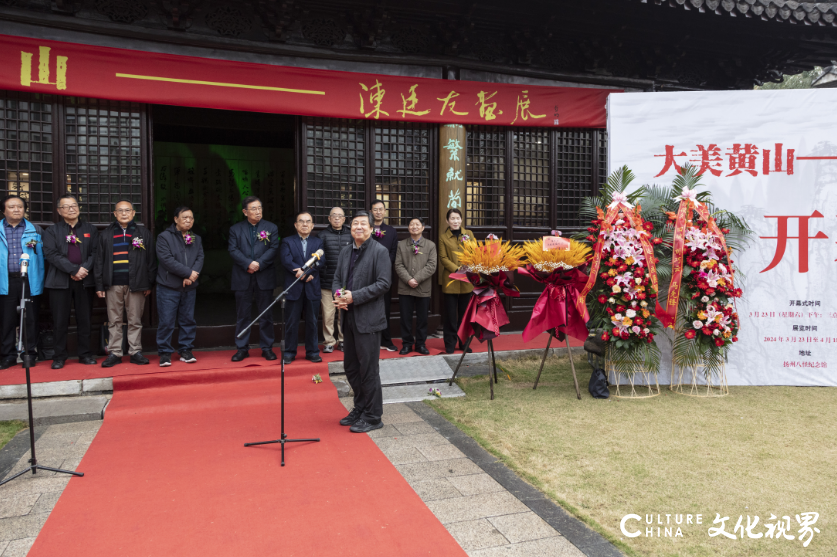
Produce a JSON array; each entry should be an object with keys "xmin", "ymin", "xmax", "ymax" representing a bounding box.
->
[
  {"xmin": 0, "ymin": 331, "xmax": 582, "ymax": 386},
  {"xmin": 28, "ymin": 363, "xmax": 468, "ymax": 556}
]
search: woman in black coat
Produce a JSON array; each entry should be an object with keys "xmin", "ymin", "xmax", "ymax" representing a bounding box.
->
[{"xmin": 155, "ymin": 206, "xmax": 204, "ymax": 367}]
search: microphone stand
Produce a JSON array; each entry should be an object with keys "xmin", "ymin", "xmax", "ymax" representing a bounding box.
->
[
  {"xmin": 1, "ymin": 268, "xmax": 84, "ymax": 486},
  {"xmin": 238, "ymin": 261, "xmax": 320, "ymax": 467}
]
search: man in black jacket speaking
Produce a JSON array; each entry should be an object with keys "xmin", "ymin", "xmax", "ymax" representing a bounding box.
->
[
  {"xmin": 43, "ymin": 194, "xmax": 99, "ymax": 369},
  {"xmin": 333, "ymin": 211, "xmax": 391, "ymax": 433}
]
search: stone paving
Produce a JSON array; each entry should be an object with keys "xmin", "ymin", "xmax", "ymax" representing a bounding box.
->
[
  {"xmin": 0, "ymin": 421, "xmax": 101, "ymax": 557},
  {"xmin": 341, "ymin": 397, "xmax": 613, "ymax": 557}
]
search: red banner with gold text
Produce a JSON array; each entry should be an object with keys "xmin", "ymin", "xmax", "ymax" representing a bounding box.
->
[{"xmin": 1, "ymin": 34, "xmax": 618, "ymax": 127}]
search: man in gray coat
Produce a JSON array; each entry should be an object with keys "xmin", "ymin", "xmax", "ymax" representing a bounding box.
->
[{"xmin": 333, "ymin": 211, "xmax": 391, "ymax": 433}]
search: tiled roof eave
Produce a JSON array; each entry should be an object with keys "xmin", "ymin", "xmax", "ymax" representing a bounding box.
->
[{"xmin": 644, "ymin": 0, "xmax": 837, "ymax": 27}]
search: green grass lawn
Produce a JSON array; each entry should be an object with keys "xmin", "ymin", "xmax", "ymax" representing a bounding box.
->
[
  {"xmin": 0, "ymin": 420, "xmax": 27, "ymax": 451},
  {"xmin": 429, "ymin": 353, "xmax": 835, "ymax": 557}
]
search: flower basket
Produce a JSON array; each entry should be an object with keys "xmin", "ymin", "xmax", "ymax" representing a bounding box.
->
[
  {"xmin": 447, "ymin": 237, "xmax": 523, "ymax": 400},
  {"xmin": 651, "ymin": 166, "xmax": 751, "ymax": 397},
  {"xmin": 518, "ymin": 235, "xmax": 591, "ymax": 344},
  {"xmin": 574, "ymin": 170, "xmax": 664, "ymax": 384}
]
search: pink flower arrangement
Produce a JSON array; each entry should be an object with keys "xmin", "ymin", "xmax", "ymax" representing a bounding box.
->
[
  {"xmin": 25, "ymin": 238, "xmax": 38, "ymax": 249},
  {"xmin": 459, "ymin": 234, "xmax": 471, "ymax": 243},
  {"xmin": 258, "ymin": 230, "xmax": 271, "ymax": 244},
  {"xmin": 66, "ymin": 234, "xmax": 81, "ymax": 244},
  {"xmin": 374, "ymin": 228, "xmax": 385, "ymax": 238},
  {"xmin": 412, "ymin": 244, "xmax": 422, "ymax": 256},
  {"xmin": 334, "ymin": 287, "xmax": 346, "ymax": 298},
  {"xmin": 184, "ymin": 233, "xmax": 194, "ymax": 245},
  {"xmin": 132, "ymin": 237, "xmax": 145, "ymax": 250}
]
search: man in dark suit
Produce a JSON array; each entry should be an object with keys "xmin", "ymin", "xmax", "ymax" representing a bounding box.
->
[
  {"xmin": 333, "ymin": 211, "xmax": 391, "ymax": 433},
  {"xmin": 279, "ymin": 211, "xmax": 323, "ymax": 364},
  {"xmin": 370, "ymin": 199, "xmax": 398, "ymax": 352},
  {"xmin": 42, "ymin": 194, "xmax": 99, "ymax": 369},
  {"xmin": 228, "ymin": 196, "xmax": 280, "ymax": 362}
]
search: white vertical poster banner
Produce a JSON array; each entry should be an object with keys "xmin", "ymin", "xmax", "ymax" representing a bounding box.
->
[{"xmin": 608, "ymin": 89, "xmax": 837, "ymax": 386}]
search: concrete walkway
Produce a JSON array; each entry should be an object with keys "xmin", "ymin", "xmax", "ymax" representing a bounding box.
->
[{"xmin": 0, "ymin": 421, "xmax": 100, "ymax": 556}]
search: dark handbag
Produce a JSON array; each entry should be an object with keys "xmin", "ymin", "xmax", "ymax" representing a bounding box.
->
[
  {"xmin": 100, "ymin": 322, "xmax": 129, "ymax": 355},
  {"xmin": 588, "ymin": 368, "xmax": 610, "ymax": 399}
]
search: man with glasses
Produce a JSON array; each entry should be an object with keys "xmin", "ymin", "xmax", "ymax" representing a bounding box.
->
[
  {"xmin": 370, "ymin": 200, "xmax": 398, "ymax": 352},
  {"xmin": 0, "ymin": 195, "xmax": 45, "ymax": 370},
  {"xmin": 228, "ymin": 196, "xmax": 280, "ymax": 362},
  {"xmin": 279, "ymin": 211, "xmax": 323, "ymax": 364},
  {"xmin": 94, "ymin": 200, "xmax": 156, "ymax": 368},
  {"xmin": 43, "ymin": 194, "xmax": 99, "ymax": 369},
  {"xmin": 318, "ymin": 207, "xmax": 351, "ymax": 353}
]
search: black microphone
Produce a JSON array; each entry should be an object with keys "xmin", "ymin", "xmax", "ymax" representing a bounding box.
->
[
  {"xmin": 19, "ymin": 253, "xmax": 30, "ymax": 277},
  {"xmin": 301, "ymin": 249, "xmax": 324, "ymax": 271}
]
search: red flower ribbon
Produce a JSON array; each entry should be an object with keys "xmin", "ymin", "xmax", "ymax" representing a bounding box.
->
[
  {"xmin": 449, "ymin": 271, "xmax": 519, "ymax": 343},
  {"xmin": 518, "ymin": 265, "xmax": 590, "ymax": 343},
  {"xmin": 576, "ymin": 203, "xmax": 660, "ymax": 317}
]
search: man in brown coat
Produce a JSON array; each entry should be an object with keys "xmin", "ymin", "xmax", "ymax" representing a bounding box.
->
[{"xmin": 394, "ymin": 217, "xmax": 437, "ymax": 355}]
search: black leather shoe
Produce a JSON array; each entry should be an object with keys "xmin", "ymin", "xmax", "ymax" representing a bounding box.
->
[
  {"xmin": 337, "ymin": 342, "xmax": 344, "ymax": 352},
  {"xmin": 306, "ymin": 355, "xmax": 323, "ymax": 363},
  {"xmin": 282, "ymin": 356, "xmax": 294, "ymax": 365},
  {"xmin": 416, "ymin": 345, "xmax": 430, "ymax": 355},
  {"xmin": 101, "ymin": 354, "xmax": 122, "ymax": 368},
  {"xmin": 231, "ymin": 349, "xmax": 249, "ymax": 362},
  {"xmin": 399, "ymin": 345, "xmax": 412, "ymax": 355},
  {"xmin": 350, "ymin": 419, "xmax": 384, "ymax": 433},
  {"xmin": 79, "ymin": 356, "xmax": 97, "ymax": 365},
  {"xmin": 458, "ymin": 346, "xmax": 473, "ymax": 353},
  {"xmin": 339, "ymin": 408, "xmax": 362, "ymax": 426},
  {"xmin": 0, "ymin": 357, "xmax": 16, "ymax": 370},
  {"xmin": 262, "ymin": 349, "xmax": 278, "ymax": 361},
  {"xmin": 130, "ymin": 353, "xmax": 150, "ymax": 365},
  {"xmin": 51, "ymin": 360, "xmax": 65, "ymax": 370}
]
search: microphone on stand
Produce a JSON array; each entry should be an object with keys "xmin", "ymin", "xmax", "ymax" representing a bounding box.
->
[
  {"xmin": 301, "ymin": 249, "xmax": 324, "ymax": 271},
  {"xmin": 19, "ymin": 253, "xmax": 30, "ymax": 277}
]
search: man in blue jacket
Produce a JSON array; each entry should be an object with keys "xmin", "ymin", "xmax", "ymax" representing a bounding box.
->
[
  {"xmin": 228, "ymin": 196, "xmax": 280, "ymax": 362},
  {"xmin": 279, "ymin": 211, "xmax": 323, "ymax": 364},
  {"xmin": 0, "ymin": 195, "xmax": 45, "ymax": 369}
]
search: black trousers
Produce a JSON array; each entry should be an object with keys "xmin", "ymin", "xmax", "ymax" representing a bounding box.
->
[
  {"xmin": 50, "ymin": 282, "xmax": 95, "ymax": 360},
  {"xmin": 344, "ymin": 311, "xmax": 383, "ymax": 424},
  {"xmin": 443, "ymin": 292, "xmax": 472, "ymax": 352},
  {"xmin": 400, "ymin": 295, "xmax": 430, "ymax": 348},
  {"xmin": 234, "ymin": 276, "xmax": 275, "ymax": 350},
  {"xmin": 380, "ymin": 288, "xmax": 394, "ymax": 347},
  {"xmin": 0, "ymin": 274, "xmax": 38, "ymax": 360},
  {"xmin": 283, "ymin": 296, "xmax": 320, "ymax": 360}
]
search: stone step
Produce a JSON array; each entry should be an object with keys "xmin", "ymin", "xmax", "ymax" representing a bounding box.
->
[
  {"xmin": 382, "ymin": 383, "xmax": 465, "ymax": 404},
  {"xmin": 0, "ymin": 394, "xmax": 111, "ymax": 426}
]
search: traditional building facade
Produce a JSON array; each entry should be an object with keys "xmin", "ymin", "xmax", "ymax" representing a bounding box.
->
[{"xmin": 1, "ymin": 0, "xmax": 835, "ymax": 346}]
